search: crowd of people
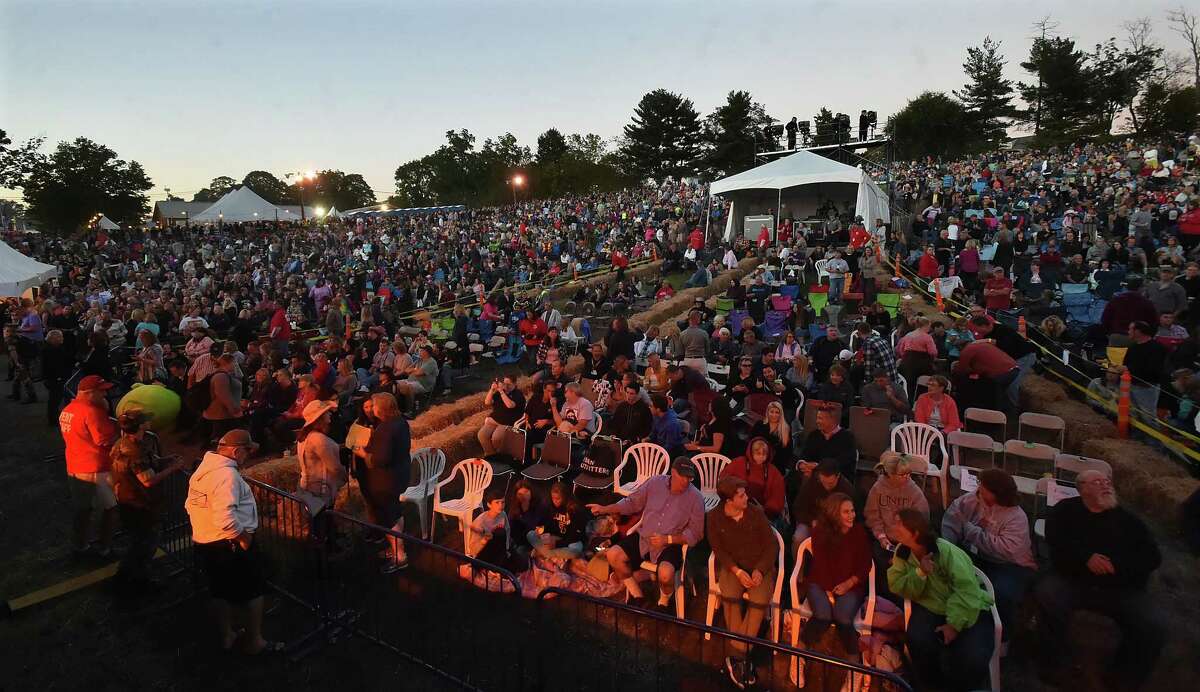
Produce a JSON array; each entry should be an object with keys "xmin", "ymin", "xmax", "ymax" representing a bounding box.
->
[{"xmin": 10, "ymin": 133, "xmax": 1199, "ymax": 690}]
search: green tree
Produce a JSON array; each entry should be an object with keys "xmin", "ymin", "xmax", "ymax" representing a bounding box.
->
[
  {"xmin": 1085, "ymin": 38, "xmax": 1161, "ymax": 137},
  {"xmin": 0, "ymin": 128, "xmax": 45, "ymax": 189},
  {"xmin": 535, "ymin": 128, "xmax": 569, "ymax": 164},
  {"xmin": 954, "ymin": 37, "xmax": 1017, "ymax": 148},
  {"xmin": 1136, "ymin": 81, "xmax": 1200, "ymax": 137},
  {"xmin": 620, "ymin": 89, "xmax": 702, "ymax": 181},
  {"xmin": 1017, "ymin": 36, "xmax": 1092, "ymax": 143},
  {"xmin": 392, "ymin": 158, "xmax": 438, "ymax": 207},
  {"xmin": 699, "ymin": 90, "xmax": 774, "ymax": 178},
  {"xmin": 242, "ymin": 170, "xmax": 289, "ymax": 204},
  {"xmin": 192, "ymin": 175, "xmax": 237, "ymax": 202},
  {"xmin": 22, "ymin": 137, "xmax": 153, "ymax": 232},
  {"xmin": 884, "ymin": 92, "xmax": 977, "ymax": 159}
]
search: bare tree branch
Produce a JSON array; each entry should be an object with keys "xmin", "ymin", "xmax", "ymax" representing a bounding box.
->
[{"xmin": 1167, "ymin": 6, "xmax": 1200, "ymax": 87}]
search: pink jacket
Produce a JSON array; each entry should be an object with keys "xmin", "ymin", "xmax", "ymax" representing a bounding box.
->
[{"xmin": 913, "ymin": 393, "xmax": 961, "ymax": 433}]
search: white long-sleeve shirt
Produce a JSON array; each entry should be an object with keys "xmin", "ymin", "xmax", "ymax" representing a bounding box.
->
[{"xmin": 186, "ymin": 452, "xmax": 259, "ymax": 544}]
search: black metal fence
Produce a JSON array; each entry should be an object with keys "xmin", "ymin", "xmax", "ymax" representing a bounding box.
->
[
  {"xmin": 160, "ymin": 477, "xmax": 913, "ymax": 691},
  {"xmin": 534, "ymin": 587, "xmax": 912, "ymax": 692}
]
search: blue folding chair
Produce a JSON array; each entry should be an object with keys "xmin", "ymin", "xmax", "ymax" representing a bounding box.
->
[
  {"xmin": 763, "ymin": 311, "xmax": 788, "ymax": 339},
  {"xmin": 780, "ymin": 284, "xmax": 801, "ymax": 301},
  {"xmin": 1062, "ymin": 291, "xmax": 1093, "ymax": 323},
  {"xmin": 728, "ymin": 310, "xmax": 750, "ymax": 336}
]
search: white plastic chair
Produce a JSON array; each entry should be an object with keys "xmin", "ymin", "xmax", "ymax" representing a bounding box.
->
[
  {"xmin": 626, "ymin": 517, "xmax": 689, "ymax": 619},
  {"xmin": 705, "ymin": 527, "xmax": 785, "ymax": 642},
  {"xmin": 613, "ymin": 442, "xmax": 670, "ymax": 497},
  {"xmin": 891, "ymin": 422, "xmax": 949, "ymax": 508},
  {"xmin": 432, "ymin": 458, "xmax": 493, "ymax": 554},
  {"xmin": 787, "ymin": 537, "xmax": 877, "ymax": 645},
  {"xmin": 400, "ymin": 447, "xmax": 447, "ymax": 539},
  {"xmin": 690, "ymin": 453, "xmax": 732, "ymax": 511},
  {"xmin": 903, "ymin": 566, "xmax": 1003, "ymax": 691},
  {"xmin": 894, "ymin": 373, "xmax": 909, "ymax": 398},
  {"xmin": 815, "ymin": 259, "xmax": 830, "ymax": 284}
]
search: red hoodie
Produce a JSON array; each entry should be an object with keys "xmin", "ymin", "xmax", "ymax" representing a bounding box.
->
[{"xmin": 721, "ymin": 438, "xmax": 786, "ymax": 519}]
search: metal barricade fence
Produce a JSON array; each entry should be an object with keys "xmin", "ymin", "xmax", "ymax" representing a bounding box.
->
[
  {"xmin": 157, "ymin": 466, "xmax": 196, "ymax": 575},
  {"xmin": 534, "ymin": 587, "xmax": 914, "ymax": 692},
  {"xmin": 319, "ymin": 510, "xmax": 532, "ymax": 692}
]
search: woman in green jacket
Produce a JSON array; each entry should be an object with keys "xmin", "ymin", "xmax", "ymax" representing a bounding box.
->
[{"xmin": 888, "ymin": 508, "xmax": 995, "ymax": 691}]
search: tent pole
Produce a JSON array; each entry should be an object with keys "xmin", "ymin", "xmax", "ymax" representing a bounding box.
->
[
  {"xmin": 704, "ymin": 195, "xmax": 713, "ymax": 246},
  {"xmin": 776, "ymin": 188, "xmax": 782, "ymax": 246}
]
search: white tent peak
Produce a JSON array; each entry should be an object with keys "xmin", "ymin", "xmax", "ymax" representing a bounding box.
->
[
  {"xmin": 188, "ymin": 186, "xmax": 281, "ymax": 223},
  {"xmin": 97, "ymin": 214, "xmax": 120, "ymax": 231},
  {"xmin": 0, "ymin": 239, "xmax": 59, "ymax": 296},
  {"xmin": 710, "ymin": 150, "xmax": 867, "ymax": 194}
]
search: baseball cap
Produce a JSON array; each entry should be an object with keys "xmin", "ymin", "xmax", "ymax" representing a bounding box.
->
[
  {"xmin": 838, "ymin": 349, "xmax": 854, "ymax": 360},
  {"xmin": 77, "ymin": 375, "xmax": 114, "ymax": 393},
  {"xmin": 217, "ymin": 429, "xmax": 260, "ymax": 452}
]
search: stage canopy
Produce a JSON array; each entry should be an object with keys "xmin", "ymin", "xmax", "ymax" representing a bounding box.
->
[
  {"xmin": 97, "ymin": 215, "xmax": 120, "ymax": 231},
  {"xmin": 709, "ymin": 150, "xmax": 890, "ymax": 240},
  {"xmin": 188, "ymin": 186, "xmax": 304, "ymax": 224},
  {"xmin": 0, "ymin": 239, "xmax": 59, "ymax": 296}
]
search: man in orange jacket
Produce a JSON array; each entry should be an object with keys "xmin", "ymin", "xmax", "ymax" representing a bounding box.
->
[{"xmin": 59, "ymin": 375, "xmax": 120, "ymax": 556}]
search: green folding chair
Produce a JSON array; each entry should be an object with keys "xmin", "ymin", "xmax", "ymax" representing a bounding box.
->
[
  {"xmin": 715, "ymin": 297, "xmax": 735, "ymax": 315},
  {"xmin": 877, "ymin": 292, "xmax": 900, "ymax": 318}
]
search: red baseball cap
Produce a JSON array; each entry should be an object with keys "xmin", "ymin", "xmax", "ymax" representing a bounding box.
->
[{"xmin": 77, "ymin": 375, "xmax": 114, "ymax": 393}]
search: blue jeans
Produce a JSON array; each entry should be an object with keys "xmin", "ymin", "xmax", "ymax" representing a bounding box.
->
[
  {"xmin": 978, "ymin": 561, "xmax": 1034, "ymax": 643},
  {"xmin": 906, "ymin": 603, "xmax": 994, "ymax": 691},
  {"xmin": 805, "ymin": 583, "xmax": 864, "ymax": 627},
  {"xmin": 1009, "ymin": 352, "xmax": 1037, "ymax": 407},
  {"xmin": 829, "ymin": 276, "xmax": 844, "ymax": 303}
]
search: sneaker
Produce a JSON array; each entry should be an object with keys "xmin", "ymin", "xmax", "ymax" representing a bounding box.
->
[
  {"xmin": 725, "ymin": 656, "xmax": 747, "ymax": 690},
  {"xmin": 380, "ymin": 557, "xmax": 409, "ymax": 574}
]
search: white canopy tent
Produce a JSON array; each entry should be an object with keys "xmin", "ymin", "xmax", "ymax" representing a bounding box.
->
[
  {"xmin": 0, "ymin": 239, "xmax": 59, "ymax": 296},
  {"xmin": 708, "ymin": 150, "xmax": 890, "ymax": 242},
  {"xmin": 188, "ymin": 186, "xmax": 307, "ymax": 224},
  {"xmin": 97, "ymin": 214, "xmax": 120, "ymax": 231}
]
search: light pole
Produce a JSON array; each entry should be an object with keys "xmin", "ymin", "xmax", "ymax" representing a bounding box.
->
[
  {"xmin": 292, "ymin": 171, "xmax": 316, "ymax": 222},
  {"xmin": 509, "ymin": 174, "xmax": 524, "ymax": 207}
]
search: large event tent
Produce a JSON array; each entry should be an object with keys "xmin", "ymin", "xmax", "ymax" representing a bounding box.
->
[
  {"xmin": 708, "ymin": 150, "xmax": 890, "ymax": 242},
  {"xmin": 97, "ymin": 215, "xmax": 120, "ymax": 231},
  {"xmin": 187, "ymin": 186, "xmax": 308, "ymax": 224},
  {"xmin": 0, "ymin": 239, "xmax": 59, "ymax": 296}
]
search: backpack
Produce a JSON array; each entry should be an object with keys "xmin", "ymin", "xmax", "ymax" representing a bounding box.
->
[{"xmin": 185, "ymin": 373, "xmax": 215, "ymax": 413}]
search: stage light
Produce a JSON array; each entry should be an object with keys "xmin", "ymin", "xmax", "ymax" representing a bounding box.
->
[
  {"xmin": 512, "ymin": 175, "xmax": 524, "ymax": 187},
  {"xmin": 315, "ymin": 206, "xmax": 325, "ymax": 217}
]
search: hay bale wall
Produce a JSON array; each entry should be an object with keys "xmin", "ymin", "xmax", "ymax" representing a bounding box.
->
[{"xmin": 1020, "ymin": 374, "xmax": 1200, "ymax": 526}]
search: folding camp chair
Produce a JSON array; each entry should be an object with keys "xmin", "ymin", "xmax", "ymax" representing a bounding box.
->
[
  {"xmin": 574, "ymin": 435, "xmax": 623, "ymax": 492},
  {"xmin": 763, "ymin": 310, "xmax": 789, "ymax": 339},
  {"xmin": 946, "ymin": 431, "xmax": 1001, "ymax": 501},
  {"xmin": 522, "ymin": 430, "xmax": 573, "ymax": 482},
  {"xmin": 728, "ymin": 310, "xmax": 750, "ymax": 336},
  {"xmin": 849, "ymin": 406, "xmax": 890, "ymax": 472}
]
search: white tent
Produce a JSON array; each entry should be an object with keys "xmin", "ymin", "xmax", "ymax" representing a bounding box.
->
[
  {"xmin": 97, "ymin": 214, "xmax": 120, "ymax": 231},
  {"xmin": 0, "ymin": 239, "xmax": 59, "ymax": 296},
  {"xmin": 324, "ymin": 207, "xmax": 343, "ymax": 220},
  {"xmin": 188, "ymin": 186, "xmax": 286, "ymax": 224},
  {"xmin": 709, "ymin": 150, "xmax": 890, "ymax": 241}
]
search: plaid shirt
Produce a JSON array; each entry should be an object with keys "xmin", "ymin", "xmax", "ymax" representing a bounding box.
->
[{"xmin": 861, "ymin": 334, "xmax": 898, "ymax": 382}]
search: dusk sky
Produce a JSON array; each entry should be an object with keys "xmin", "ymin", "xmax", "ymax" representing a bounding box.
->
[{"xmin": 1, "ymin": 0, "xmax": 1190, "ymax": 204}]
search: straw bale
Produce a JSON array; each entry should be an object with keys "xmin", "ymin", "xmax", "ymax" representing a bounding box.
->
[
  {"xmin": 1041, "ymin": 399, "xmax": 1115, "ymax": 453},
  {"xmin": 1020, "ymin": 374, "xmax": 1068, "ymax": 410},
  {"xmin": 244, "ymin": 456, "xmax": 300, "ymax": 491},
  {"xmin": 1080, "ymin": 437, "xmax": 1199, "ymax": 524}
]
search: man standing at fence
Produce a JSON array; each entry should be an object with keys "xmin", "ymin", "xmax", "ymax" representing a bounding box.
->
[
  {"xmin": 587, "ymin": 460, "xmax": 704, "ymax": 612},
  {"xmin": 708, "ymin": 476, "xmax": 777, "ymax": 688},
  {"xmin": 186, "ymin": 429, "xmax": 283, "ymax": 654},
  {"xmin": 60, "ymin": 374, "xmax": 119, "ymax": 557},
  {"xmin": 674, "ymin": 310, "xmax": 710, "ymax": 373}
]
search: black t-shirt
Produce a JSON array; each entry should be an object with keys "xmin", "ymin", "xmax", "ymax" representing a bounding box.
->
[
  {"xmin": 1124, "ymin": 339, "xmax": 1167, "ymax": 385},
  {"xmin": 538, "ymin": 505, "xmax": 591, "ymax": 545},
  {"xmin": 490, "ymin": 388, "xmax": 526, "ymax": 425}
]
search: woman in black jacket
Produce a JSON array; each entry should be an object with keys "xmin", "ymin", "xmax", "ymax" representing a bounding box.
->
[{"xmin": 603, "ymin": 317, "xmax": 637, "ymax": 361}]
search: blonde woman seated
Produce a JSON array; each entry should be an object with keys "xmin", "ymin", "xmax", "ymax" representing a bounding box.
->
[
  {"xmin": 864, "ymin": 451, "xmax": 930, "ymax": 566},
  {"xmin": 748, "ymin": 400, "xmax": 793, "ymax": 470}
]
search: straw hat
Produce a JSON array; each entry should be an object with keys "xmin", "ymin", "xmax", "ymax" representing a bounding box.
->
[{"xmin": 301, "ymin": 399, "xmax": 338, "ymax": 427}]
